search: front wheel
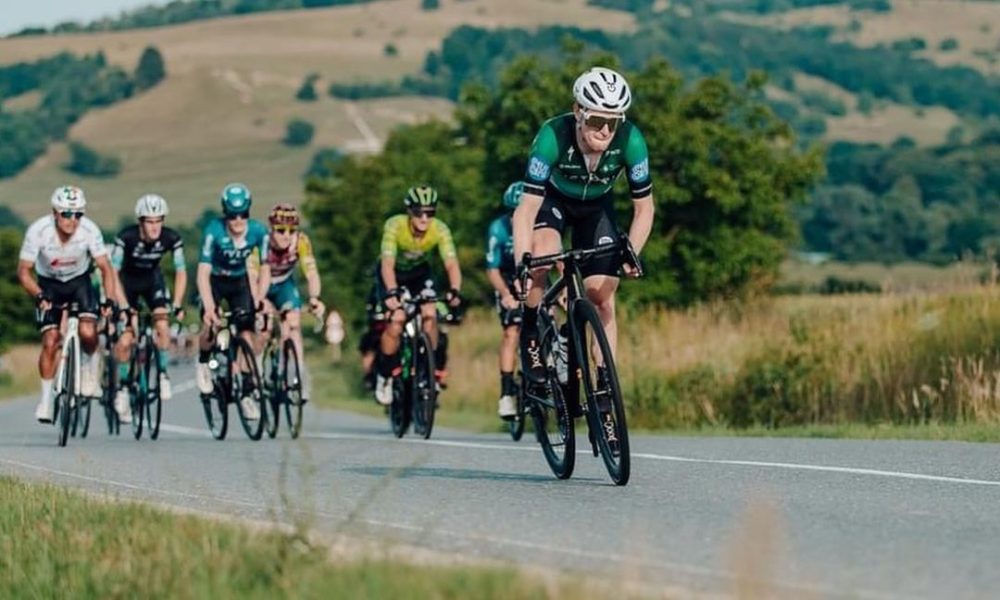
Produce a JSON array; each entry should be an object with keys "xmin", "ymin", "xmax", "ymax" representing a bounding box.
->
[
  {"xmin": 572, "ymin": 300, "xmax": 630, "ymax": 486},
  {"xmin": 146, "ymin": 345, "xmax": 163, "ymax": 441},
  {"xmin": 528, "ymin": 326, "xmax": 575, "ymax": 480},
  {"xmin": 508, "ymin": 382, "xmax": 526, "ymax": 442},
  {"xmin": 283, "ymin": 339, "xmax": 304, "ymax": 440},
  {"xmin": 57, "ymin": 343, "xmax": 77, "ymax": 447},
  {"xmin": 232, "ymin": 337, "xmax": 264, "ymax": 441},
  {"xmin": 201, "ymin": 351, "xmax": 228, "ymax": 440},
  {"xmin": 410, "ymin": 333, "xmax": 437, "ymax": 440},
  {"xmin": 261, "ymin": 341, "xmax": 281, "ymax": 439},
  {"xmin": 129, "ymin": 347, "xmax": 144, "ymax": 441}
]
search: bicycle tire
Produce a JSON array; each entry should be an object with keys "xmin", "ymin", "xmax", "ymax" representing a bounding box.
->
[
  {"xmin": 57, "ymin": 343, "xmax": 75, "ymax": 447},
  {"xmin": 78, "ymin": 396, "xmax": 92, "ymax": 438},
  {"xmin": 101, "ymin": 350, "xmax": 119, "ymax": 436},
  {"xmin": 147, "ymin": 344, "xmax": 163, "ymax": 441},
  {"xmin": 508, "ymin": 382, "xmax": 526, "ymax": 441},
  {"xmin": 283, "ymin": 339, "xmax": 304, "ymax": 440},
  {"xmin": 411, "ymin": 332, "xmax": 437, "ymax": 440},
  {"xmin": 130, "ymin": 345, "xmax": 144, "ymax": 441},
  {"xmin": 202, "ymin": 349, "xmax": 228, "ymax": 440},
  {"xmin": 528, "ymin": 325, "xmax": 575, "ymax": 479},
  {"xmin": 261, "ymin": 341, "xmax": 281, "ymax": 439},
  {"xmin": 571, "ymin": 300, "xmax": 630, "ymax": 486},
  {"xmin": 389, "ymin": 375, "xmax": 410, "ymax": 438},
  {"xmin": 232, "ymin": 337, "xmax": 264, "ymax": 441}
]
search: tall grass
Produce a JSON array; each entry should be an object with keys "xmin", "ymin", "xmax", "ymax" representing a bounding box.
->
[{"xmin": 446, "ymin": 287, "xmax": 1000, "ymax": 430}]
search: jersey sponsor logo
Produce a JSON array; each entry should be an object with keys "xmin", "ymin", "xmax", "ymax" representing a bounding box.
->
[
  {"xmin": 598, "ymin": 236, "xmax": 614, "ymax": 246},
  {"xmin": 551, "ymin": 207, "xmax": 563, "ymax": 221},
  {"xmin": 528, "ymin": 157, "xmax": 551, "ymax": 181},
  {"xmin": 50, "ymin": 257, "xmax": 80, "ymax": 267},
  {"xmin": 630, "ymin": 159, "xmax": 650, "ymax": 182}
]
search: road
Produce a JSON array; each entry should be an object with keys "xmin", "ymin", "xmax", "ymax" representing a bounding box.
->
[{"xmin": 2, "ymin": 365, "xmax": 999, "ymax": 599}]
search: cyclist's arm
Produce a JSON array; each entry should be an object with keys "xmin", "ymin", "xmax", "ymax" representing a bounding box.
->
[
  {"xmin": 624, "ymin": 125, "xmax": 654, "ymax": 254},
  {"xmin": 16, "ymin": 259, "xmax": 41, "ymax": 298},
  {"xmin": 170, "ymin": 238, "xmax": 187, "ymax": 310},
  {"xmin": 380, "ymin": 219, "xmax": 400, "ymax": 291},
  {"xmin": 486, "ymin": 268, "xmax": 513, "ymax": 299},
  {"xmin": 298, "ymin": 234, "xmax": 321, "ymax": 300},
  {"xmin": 251, "ymin": 229, "xmax": 271, "ymax": 307},
  {"xmin": 94, "ymin": 254, "xmax": 119, "ymax": 306},
  {"xmin": 196, "ymin": 262, "xmax": 215, "ymax": 316},
  {"xmin": 629, "ymin": 196, "xmax": 654, "ymax": 256},
  {"xmin": 380, "ymin": 255, "xmax": 398, "ymax": 292},
  {"xmin": 436, "ymin": 221, "xmax": 460, "ymax": 292},
  {"xmin": 444, "ymin": 258, "xmax": 461, "ymax": 294},
  {"xmin": 513, "ymin": 192, "xmax": 543, "ymax": 266}
]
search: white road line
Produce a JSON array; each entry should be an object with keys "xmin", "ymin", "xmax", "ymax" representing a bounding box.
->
[{"xmin": 158, "ymin": 423, "xmax": 1000, "ymax": 488}]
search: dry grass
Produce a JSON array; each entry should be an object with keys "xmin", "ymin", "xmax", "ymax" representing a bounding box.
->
[
  {"xmin": 779, "ymin": 257, "xmax": 986, "ymax": 292},
  {"xmin": 0, "ymin": 0, "xmax": 635, "ymax": 226},
  {"xmin": 0, "ymin": 344, "xmax": 39, "ymax": 401}
]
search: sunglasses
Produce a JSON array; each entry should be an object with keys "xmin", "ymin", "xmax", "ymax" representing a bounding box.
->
[
  {"xmin": 409, "ymin": 209, "xmax": 436, "ymax": 218},
  {"xmin": 140, "ymin": 217, "xmax": 164, "ymax": 225},
  {"xmin": 58, "ymin": 210, "xmax": 85, "ymax": 220},
  {"xmin": 272, "ymin": 226, "xmax": 297, "ymax": 235},
  {"xmin": 225, "ymin": 211, "xmax": 250, "ymax": 221},
  {"xmin": 581, "ymin": 111, "xmax": 624, "ymax": 132}
]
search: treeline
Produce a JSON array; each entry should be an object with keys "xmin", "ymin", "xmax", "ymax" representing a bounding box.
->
[
  {"xmin": 7, "ymin": 0, "xmax": 375, "ymax": 36},
  {"xmin": 0, "ymin": 49, "xmax": 164, "ymax": 178},
  {"xmin": 305, "ymin": 46, "xmax": 823, "ymax": 320},
  {"xmin": 589, "ymin": 0, "xmax": 890, "ymax": 15}
]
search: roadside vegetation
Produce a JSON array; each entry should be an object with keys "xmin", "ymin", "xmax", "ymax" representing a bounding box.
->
[{"xmin": 0, "ymin": 476, "xmax": 581, "ymax": 599}]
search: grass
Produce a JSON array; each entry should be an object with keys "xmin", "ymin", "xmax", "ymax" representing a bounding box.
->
[
  {"xmin": 0, "ymin": 475, "xmax": 588, "ymax": 599},
  {"xmin": 0, "ymin": 0, "xmax": 635, "ymax": 227},
  {"xmin": 778, "ymin": 257, "xmax": 988, "ymax": 292},
  {"xmin": 0, "ymin": 345, "xmax": 39, "ymax": 401}
]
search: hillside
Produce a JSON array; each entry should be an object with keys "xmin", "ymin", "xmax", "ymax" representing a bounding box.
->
[{"xmin": 0, "ymin": 0, "xmax": 634, "ymax": 225}]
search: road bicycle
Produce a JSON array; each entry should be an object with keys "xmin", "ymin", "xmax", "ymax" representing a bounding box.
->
[
  {"xmin": 122, "ymin": 309, "xmax": 165, "ymax": 440},
  {"xmin": 516, "ymin": 234, "xmax": 641, "ymax": 486},
  {"xmin": 261, "ymin": 306, "xmax": 324, "ymax": 440},
  {"xmin": 200, "ymin": 308, "xmax": 264, "ymax": 441},
  {"xmin": 44, "ymin": 302, "xmax": 92, "ymax": 447}
]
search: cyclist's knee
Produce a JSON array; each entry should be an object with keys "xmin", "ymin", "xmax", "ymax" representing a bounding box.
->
[{"xmin": 41, "ymin": 331, "xmax": 60, "ymax": 353}]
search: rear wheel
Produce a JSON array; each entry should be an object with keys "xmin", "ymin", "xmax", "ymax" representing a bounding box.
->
[
  {"xmin": 283, "ymin": 340, "xmax": 304, "ymax": 440},
  {"xmin": 572, "ymin": 300, "xmax": 630, "ymax": 486},
  {"xmin": 528, "ymin": 327, "xmax": 575, "ymax": 479},
  {"xmin": 146, "ymin": 344, "xmax": 163, "ymax": 441},
  {"xmin": 232, "ymin": 337, "xmax": 264, "ymax": 441},
  {"xmin": 410, "ymin": 333, "xmax": 437, "ymax": 440}
]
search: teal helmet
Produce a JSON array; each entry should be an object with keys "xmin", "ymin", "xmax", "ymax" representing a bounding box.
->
[
  {"xmin": 403, "ymin": 185, "xmax": 438, "ymax": 209},
  {"xmin": 502, "ymin": 182, "xmax": 523, "ymax": 210},
  {"xmin": 220, "ymin": 182, "xmax": 252, "ymax": 214}
]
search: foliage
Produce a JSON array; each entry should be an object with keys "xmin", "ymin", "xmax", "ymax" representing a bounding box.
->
[
  {"xmin": 303, "ymin": 147, "xmax": 344, "ymax": 179},
  {"xmin": 295, "ymin": 73, "xmax": 319, "ymax": 101},
  {"xmin": 134, "ymin": 46, "xmax": 167, "ymax": 91},
  {"xmin": 283, "ymin": 118, "xmax": 315, "ymax": 146},
  {"xmin": 64, "ymin": 142, "xmax": 122, "ymax": 177},
  {"xmin": 0, "ymin": 228, "xmax": 38, "ymax": 350},
  {"xmin": 421, "ymin": 0, "xmax": 440, "ymax": 9}
]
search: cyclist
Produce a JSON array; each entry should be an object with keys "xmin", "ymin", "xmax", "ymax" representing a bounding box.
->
[
  {"xmin": 487, "ymin": 182, "xmax": 523, "ymax": 419},
  {"xmin": 260, "ymin": 203, "xmax": 324, "ymax": 403},
  {"xmin": 373, "ymin": 185, "xmax": 462, "ymax": 406},
  {"xmin": 514, "ymin": 67, "xmax": 654, "ymax": 388},
  {"xmin": 16, "ymin": 186, "xmax": 119, "ymax": 423},
  {"xmin": 195, "ymin": 183, "xmax": 271, "ymax": 420},
  {"xmin": 109, "ymin": 194, "xmax": 187, "ymax": 422}
]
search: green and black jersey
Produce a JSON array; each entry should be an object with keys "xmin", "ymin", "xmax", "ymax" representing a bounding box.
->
[{"xmin": 523, "ymin": 113, "xmax": 652, "ymax": 202}]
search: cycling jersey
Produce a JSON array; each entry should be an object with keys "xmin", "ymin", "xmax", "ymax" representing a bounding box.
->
[
  {"xmin": 485, "ymin": 214, "xmax": 515, "ymax": 278},
  {"xmin": 19, "ymin": 215, "xmax": 108, "ymax": 281},
  {"xmin": 380, "ymin": 214, "xmax": 457, "ymax": 273},
  {"xmin": 111, "ymin": 225, "xmax": 185, "ymax": 276},
  {"xmin": 198, "ymin": 218, "xmax": 268, "ymax": 277},
  {"xmin": 266, "ymin": 232, "xmax": 316, "ymax": 285},
  {"xmin": 523, "ymin": 113, "xmax": 652, "ymax": 201}
]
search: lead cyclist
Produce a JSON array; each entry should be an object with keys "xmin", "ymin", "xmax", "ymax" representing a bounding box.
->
[{"xmin": 513, "ymin": 67, "xmax": 655, "ymax": 389}]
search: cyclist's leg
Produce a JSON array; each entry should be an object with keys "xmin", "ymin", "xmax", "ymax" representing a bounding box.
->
[
  {"xmin": 574, "ymin": 196, "xmax": 622, "ymax": 359},
  {"xmin": 374, "ymin": 271, "xmax": 404, "ymax": 405},
  {"xmin": 148, "ymin": 271, "xmax": 173, "ymax": 372},
  {"xmin": 196, "ymin": 275, "xmax": 226, "ymax": 394},
  {"xmin": 520, "ymin": 197, "xmax": 562, "ymax": 382},
  {"xmin": 273, "ymin": 279, "xmax": 307, "ymax": 397},
  {"xmin": 497, "ymin": 295, "xmax": 520, "ymax": 417},
  {"xmin": 35, "ymin": 282, "xmax": 63, "ymax": 422},
  {"xmin": 72, "ymin": 273, "xmax": 102, "ymax": 398}
]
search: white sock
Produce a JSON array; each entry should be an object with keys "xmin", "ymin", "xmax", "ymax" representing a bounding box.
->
[{"xmin": 40, "ymin": 378, "xmax": 53, "ymax": 402}]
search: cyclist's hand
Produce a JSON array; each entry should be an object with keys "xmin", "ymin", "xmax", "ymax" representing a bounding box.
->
[
  {"xmin": 500, "ymin": 291, "xmax": 519, "ymax": 310},
  {"xmin": 202, "ymin": 304, "xmax": 219, "ymax": 328},
  {"xmin": 445, "ymin": 288, "xmax": 462, "ymax": 308},
  {"xmin": 384, "ymin": 288, "xmax": 402, "ymax": 312},
  {"xmin": 622, "ymin": 262, "xmax": 640, "ymax": 279},
  {"xmin": 309, "ymin": 297, "xmax": 325, "ymax": 317},
  {"xmin": 172, "ymin": 304, "xmax": 185, "ymax": 321},
  {"xmin": 35, "ymin": 293, "xmax": 52, "ymax": 312}
]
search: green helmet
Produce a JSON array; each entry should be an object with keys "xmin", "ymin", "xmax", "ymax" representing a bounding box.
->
[
  {"xmin": 404, "ymin": 185, "xmax": 438, "ymax": 209},
  {"xmin": 220, "ymin": 182, "xmax": 252, "ymax": 215},
  {"xmin": 502, "ymin": 182, "xmax": 523, "ymax": 210}
]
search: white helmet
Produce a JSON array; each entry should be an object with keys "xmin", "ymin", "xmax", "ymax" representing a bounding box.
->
[
  {"xmin": 572, "ymin": 67, "xmax": 632, "ymax": 114},
  {"xmin": 135, "ymin": 194, "xmax": 169, "ymax": 218},
  {"xmin": 50, "ymin": 185, "xmax": 86, "ymax": 211}
]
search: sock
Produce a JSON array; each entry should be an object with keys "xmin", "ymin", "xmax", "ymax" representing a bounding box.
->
[
  {"xmin": 501, "ymin": 371, "xmax": 515, "ymax": 396},
  {"xmin": 377, "ymin": 351, "xmax": 400, "ymax": 377},
  {"xmin": 199, "ymin": 349, "xmax": 210, "ymax": 363},
  {"xmin": 434, "ymin": 333, "xmax": 448, "ymax": 370},
  {"xmin": 157, "ymin": 347, "xmax": 170, "ymax": 372},
  {"xmin": 40, "ymin": 378, "xmax": 53, "ymax": 402},
  {"xmin": 118, "ymin": 362, "xmax": 130, "ymax": 385},
  {"xmin": 522, "ymin": 305, "xmax": 539, "ymax": 332}
]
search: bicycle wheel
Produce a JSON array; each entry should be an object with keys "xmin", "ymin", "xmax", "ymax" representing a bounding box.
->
[
  {"xmin": 508, "ymin": 381, "xmax": 526, "ymax": 442},
  {"xmin": 57, "ymin": 343, "xmax": 75, "ymax": 447},
  {"xmin": 389, "ymin": 374, "xmax": 410, "ymax": 438},
  {"xmin": 201, "ymin": 351, "xmax": 228, "ymax": 440},
  {"xmin": 78, "ymin": 395, "xmax": 92, "ymax": 438},
  {"xmin": 528, "ymin": 326, "xmax": 575, "ymax": 479},
  {"xmin": 261, "ymin": 341, "xmax": 281, "ymax": 439},
  {"xmin": 130, "ymin": 347, "xmax": 144, "ymax": 440},
  {"xmin": 571, "ymin": 300, "xmax": 630, "ymax": 486},
  {"xmin": 283, "ymin": 339, "xmax": 303, "ymax": 440},
  {"xmin": 101, "ymin": 350, "xmax": 119, "ymax": 436},
  {"xmin": 232, "ymin": 337, "xmax": 264, "ymax": 441},
  {"xmin": 410, "ymin": 332, "xmax": 437, "ymax": 440},
  {"xmin": 146, "ymin": 344, "xmax": 163, "ymax": 441}
]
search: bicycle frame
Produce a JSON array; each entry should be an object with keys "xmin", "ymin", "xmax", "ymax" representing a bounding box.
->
[{"xmin": 53, "ymin": 307, "xmax": 82, "ymax": 399}]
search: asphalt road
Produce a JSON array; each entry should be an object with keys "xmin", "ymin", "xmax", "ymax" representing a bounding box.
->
[{"xmin": 2, "ymin": 365, "xmax": 999, "ymax": 599}]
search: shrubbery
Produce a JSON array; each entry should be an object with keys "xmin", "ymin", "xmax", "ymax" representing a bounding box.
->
[
  {"xmin": 65, "ymin": 141, "xmax": 122, "ymax": 177},
  {"xmin": 284, "ymin": 119, "xmax": 315, "ymax": 146}
]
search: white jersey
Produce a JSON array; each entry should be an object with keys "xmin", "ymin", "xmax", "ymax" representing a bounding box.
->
[{"xmin": 19, "ymin": 215, "xmax": 108, "ymax": 282}]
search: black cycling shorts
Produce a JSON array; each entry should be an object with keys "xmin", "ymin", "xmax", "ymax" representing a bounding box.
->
[
  {"xmin": 373, "ymin": 263, "xmax": 438, "ymax": 308},
  {"xmin": 534, "ymin": 188, "xmax": 622, "ymax": 278},
  {"xmin": 37, "ymin": 273, "xmax": 99, "ymax": 332},
  {"xmin": 493, "ymin": 273, "xmax": 521, "ymax": 328},
  {"xmin": 122, "ymin": 269, "xmax": 170, "ymax": 311},
  {"xmin": 201, "ymin": 274, "xmax": 255, "ymax": 333}
]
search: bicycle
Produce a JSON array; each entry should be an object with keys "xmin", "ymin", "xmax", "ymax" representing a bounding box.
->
[
  {"xmin": 517, "ymin": 234, "xmax": 641, "ymax": 486},
  {"xmin": 122, "ymin": 309, "xmax": 165, "ymax": 441},
  {"xmin": 98, "ymin": 312, "xmax": 121, "ymax": 436},
  {"xmin": 386, "ymin": 291, "xmax": 443, "ymax": 440},
  {"xmin": 44, "ymin": 302, "xmax": 91, "ymax": 447},
  {"xmin": 200, "ymin": 308, "xmax": 265, "ymax": 441},
  {"xmin": 261, "ymin": 306, "xmax": 324, "ymax": 440}
]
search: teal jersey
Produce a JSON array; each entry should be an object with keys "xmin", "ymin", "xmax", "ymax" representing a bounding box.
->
[
  {"xmin": 485, "ymin": 214, "xmax": 515, "ymax": 276},
  {"xmin": 198, "ymin": 218, "xmax": 269, "ymax": 277},
  {"xmin": 523, "ymin": 113, "xmax": 652, "ymax": 201}
]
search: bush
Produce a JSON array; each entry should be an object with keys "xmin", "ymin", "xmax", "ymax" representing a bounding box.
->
[
  {"xmin": 65, "ymin": 141, "xmax": 121, "ymax": 176},
  {"xmin": 134, "ymin": 46, "xmax": 166, "ymax": 91},
  {"xmin": 421, "ymin": 0, "xmax": 440, "ymax": 9},
  {"xmin": 283, "ymin": 118, "xmax": 315, "ymax": 146},
  {"xmin": 384, "ymin": 43, "xmax": 398, "ymax": 57},
  {"xmin": 303, "ymin": 147, "xmax": 344, "ymax": 179},
  {"xmin": 295, "ymin": 73, "xmax": 319, "ymax": 101},
  {"xmin": 939, "ymin": 38, "xmax": 959, "ymax": 52}
]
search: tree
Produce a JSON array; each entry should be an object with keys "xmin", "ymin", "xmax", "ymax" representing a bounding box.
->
[
  {"xmin": 421, "ymin": 0, "xmax": 440, "ymax": 9},
  {"xmin": 283, "ymin": 119, "xmax": 315, "ymax": 146},
  {"xmin": 296, "ymin": 73, "xmax": 319, "ymax": 101},
  {"xmin": 0, "ymin": 228, "xmax": 38, "ymax": 352},
  {"xmin": 134, "ymin": 46, "xmax": 166, "ymax": 91},
  {"xmin": 65, "ymin": 141, "xmax": 121, "ymax": 176}
]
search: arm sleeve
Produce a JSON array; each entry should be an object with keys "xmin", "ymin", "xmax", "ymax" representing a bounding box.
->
[
  {"xmin": 298, "ymin": 233, "xmax": 317, "ymax": 274},
  {"xmin": 18, "ymin": 225, "xmax": 39, "ymax": 263},
  {"xmin": 624, "ymin": 125, "xmax": 653, "ymax": 199},
  {"xmin": 523, "ymin": 123, "xmax": 559, "ymax": 197},
  {"xmin": 111, "ymin": 237, "xmax": 125, "ymax": 270},
  {"xmin": 436, "ymin": 221, "xmax": 457, "ymax": 263},
  {"xmin": 198, "ymin": 223, "xmax": 216, "ymax": 265},
  {"xmin": 380, "ymin": 218, "xmax": 399, "ymax": 258},
  {"xmin": 485, "ymin": 219, "xmax": 503, "ymax": 270},
  {"xmin": 86, "ymin": 222, "xmax": 108, "ymax": 258}
]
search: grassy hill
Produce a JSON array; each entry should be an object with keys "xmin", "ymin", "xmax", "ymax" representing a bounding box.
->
[{"xmin": 0, "ymin": 0, "xmax": 634, "ymax": 226}]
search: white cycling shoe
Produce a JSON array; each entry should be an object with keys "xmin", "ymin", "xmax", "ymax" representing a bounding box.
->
[
  {"xmin": 498, "ymin": 395, "xmax": 517, "ymax": 419},
  {"xmin": 159, "ymin": 373, "xmax": 172, "ymax": 400},
  {"xmin": 195, "ymin": 362, "xmax": 213, "ymax": 395},
  {"xmin": 114, "ymin": 388, "xmax": 132, "ymax": 424},
  {"xmin": 240, "ymin": 396, "xmax": 260, "ymax": 421},
  {"xmin": 35, "ymin": 395, "xmax": 54, "ymax": 424},
  {"xmin": 374, "ymin": 375, "xmax": 393, "ymax": 406}
]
